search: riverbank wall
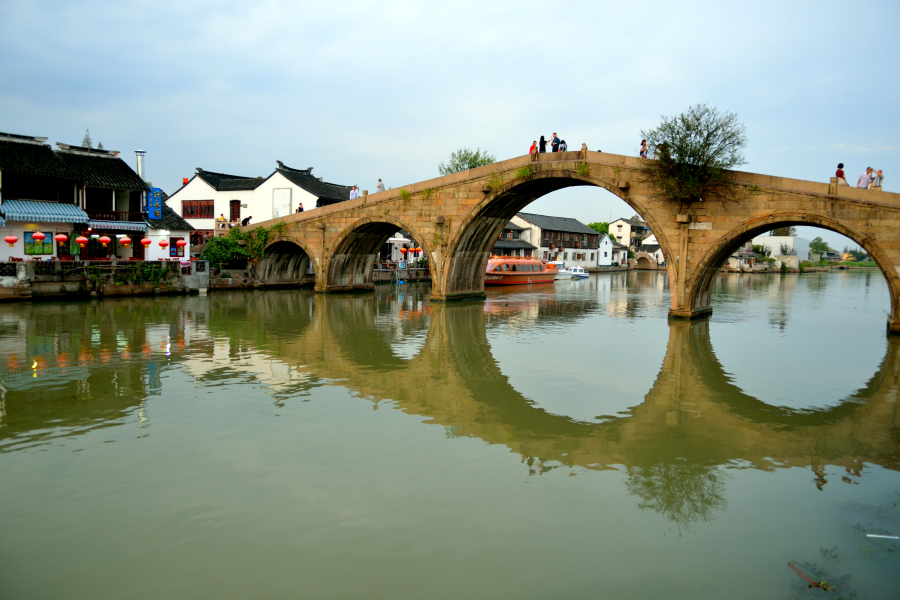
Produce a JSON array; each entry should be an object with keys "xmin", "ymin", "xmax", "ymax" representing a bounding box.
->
[{"xmin": 0, "ymin": 260, "xmax": 210, "ymax": 302}]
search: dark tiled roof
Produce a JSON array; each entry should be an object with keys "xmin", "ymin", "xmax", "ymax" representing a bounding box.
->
[
  {"xmin": 613, "ymin": 217, "xmax": 648, "ymax": 228},
  {"xmin": 195, "ymin": 169, "xmax": 264, "ymax": 191},
  {"xmin": 0, "ymin": 137, "xmax": 79, "ymax": 179},
  {"xmin": 55, "ymin": 146, "xmax": 148, "ymax": 191},
  {"xmin": 276, "ymin": 162, "xmax": 352, "ymax": 201},
  {"xmin": 146, "ymin": 205, "xmax": 194, "ymax": 232},
  {"xmin": 613, "ymin": 241, "xmax": 629, "ymax": 250},
  {"xmin": 639, "ymin": 244, "xmax": 661, "ymax": 253},
  {"xmin": 517, "ymin": 212, "xmax": 598, "ymax": 235},
  {"xmin": 493, "ymin": 239, "xmax": 537, "ymax": 250},
  {"xmin": 503, "ymin": 221, "xmax": 525, "ymax": 231}
]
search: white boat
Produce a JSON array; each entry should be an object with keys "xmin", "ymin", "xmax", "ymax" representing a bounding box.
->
[
  {"xmin": 548, "ymin": 261, "xmax": 572, "ymax": 280},
  {"xmin": 565, "ymin": 265, "xmax": 589, "ymax": 279}
]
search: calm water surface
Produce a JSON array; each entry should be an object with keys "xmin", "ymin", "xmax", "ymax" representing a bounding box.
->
[{"xmin": 1, "ymin": 271, "xmax": 898, "ymax": 599}]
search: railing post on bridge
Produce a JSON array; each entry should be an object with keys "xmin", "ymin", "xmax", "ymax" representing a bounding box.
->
[
  {"xmin": 362, "ymin": 190, "xmax": 368, "ymax": 203},
  {"xmin": 828, "ymin": 177, "xmax": 838, "ymax": 195},
  {"xmin": 580, "ymin": 144, "xmax": 587, "ymax": 160}
]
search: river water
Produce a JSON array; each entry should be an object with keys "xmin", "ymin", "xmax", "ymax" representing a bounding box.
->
[{"xmin": 1, "ymin": 271, "xmax": 897, "ymax": 599}]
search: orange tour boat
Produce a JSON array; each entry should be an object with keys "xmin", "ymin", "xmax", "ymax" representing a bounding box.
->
[{"xmin": 484, "ymin": 256, "xmax": 558, "ymax": 286}]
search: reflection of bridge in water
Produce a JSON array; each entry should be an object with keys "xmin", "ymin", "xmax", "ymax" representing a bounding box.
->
[
  {"xmin": 204, "ymin": 292, "xmax": 900, "ymax": 484},
  {"xmin": 1, "ymin": 292, "xmax": 898, "ymax": 526}
]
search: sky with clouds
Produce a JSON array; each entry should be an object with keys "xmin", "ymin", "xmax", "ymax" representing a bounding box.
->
[{"xmin": 2, "ymin": 0, "xmax": 897, "ymax": 250}]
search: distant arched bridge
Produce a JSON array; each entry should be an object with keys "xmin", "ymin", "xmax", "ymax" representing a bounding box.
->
[{"xmin": 246, "ymin": 150, "xmax": 900, "ymax": 333}]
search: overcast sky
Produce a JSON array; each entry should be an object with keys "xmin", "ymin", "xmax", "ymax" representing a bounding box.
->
[{"xmin": 3, "ymin": 0, "xmax": 897, "ymax": 250}]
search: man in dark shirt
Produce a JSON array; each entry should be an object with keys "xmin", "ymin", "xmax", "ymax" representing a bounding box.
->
[
  {"xmin": 551, "ymin": 133, "xmax": 560, "ymax": 152},
  {"xmin": 241, "ymin": 216, "xmax": 252, "ymax": 227}
]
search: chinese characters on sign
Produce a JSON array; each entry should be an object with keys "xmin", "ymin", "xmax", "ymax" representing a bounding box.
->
[{"xmin": 146, "ymin": 187, "xmax": 162, "ymax": 219}]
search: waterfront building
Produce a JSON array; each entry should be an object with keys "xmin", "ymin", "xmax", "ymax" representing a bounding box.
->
[
  {"xmin": 0, "ymin": 132, "xmax": 149, "ymax": 261},
  {"xmin": 610, "ymin": 216, "xmax": 651, "ymax": 249},
  {"xmin": 55, "ymin": 143, "xmax": 150, "ymax": 259},
  {"xmin": 144, "ymin": 205, "xmax": 195, "ymax": 261},
  {"xmin": 611, "ymin": 241, "xmax": 630, "ymax": 266},
  {"xmin": 750, "ymin": 234, "xmax": 810, "ymax": 262},
  {"xmin": 168, "ymin": 161, "xmax": 352, "ymax": 240},
  {"xmin": 492, "ymin": 221, "xmax": 537, "ymax": 257},
  {"xmin": 595, "ymin": 233, "xmax": 617, "ymax": 267},
  {"xmin": 510, "ymin": 212, "xmax": 601, "ymax": 269}
]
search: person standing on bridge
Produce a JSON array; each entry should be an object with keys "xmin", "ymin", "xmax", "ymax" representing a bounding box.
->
[
  {"xmin": 835, "ymin": 163, "xmax": 848, "ymax": 185},
  {"xmin": 241, "ymin": 216, "xmax": 252, "ymax": 227},
  {"xmin": 349, "ymin": 186, "xmax": 359, "ymax": 199},
  {"xmin": 539, "ymin": 135, "xmax": 547, "ymax": 153},
  {"xmin": 296, "ymin": 204, "xmax": 304, "ymax": 213},
  {"xmin": 871, "ymin": 169, "xmax": 884, "ymax": 190},
  {"xmin": 377, "ymin": 179, "xmax": 385, "ymax": 193},
  {"xmin": 857, "ymin": 167, "xmax": 873, "ymax": 189},
  {"xmin": 640, "ymin": 140, "xmax": 648, "ymax": 158},
  {"xmin": 551, "ymin": 133, "xmax": 560, "ymax": 152},
  {"xmin": 529, "ymin": 140, "xmax": 537, "ymax": 156},
  {"xmin": 558, "ymin": 140, "xmax": 567, "ymax": 152}
]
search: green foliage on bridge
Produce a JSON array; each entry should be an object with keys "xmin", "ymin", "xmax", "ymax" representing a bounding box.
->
[
  {"xmin": 641, "ymin": 103, "xmax": 747, "ymax": 203},
  {"xmin": 200, "ymin": 223, "xmax": 284, "ymax": 268},
  {"xmin": 438, "ymin": 147, "xmax": 496, "ymax": 175}
]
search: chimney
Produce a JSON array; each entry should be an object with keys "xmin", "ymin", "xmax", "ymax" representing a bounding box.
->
[{"xmin": 135, "ymin": 150, "xmax": 146, "ymax": 180}]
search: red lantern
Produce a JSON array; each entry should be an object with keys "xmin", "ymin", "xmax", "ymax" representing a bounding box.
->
[
  {"xmin": 159, "ymin": 240, "xmax": 169, "ymax": 249},
  {"xmin": 140, "ymin": 238, "xmax": 152, "ymax": 247},
  {"xmin": 32, "ymin": 231, "xmax": 46, "ymax": 242},
  {"xmin": 119, "ymin": 236, "xmax": 131, "ymax": 247},
  {"xmin": 54, "ymin": 233, "xmax": 68, "ymax": 244},
  {"xmin": 98, "ymin": 236, "xmax": 111, "ymax": 247},
  {"xmin": 400, "ymin": 248, "xmax": 407, "ymax": 254},
  {"xmin": 76, "ymin": 236, "xmax": 89, "ymax": 248},
  {"xmin": 4, "ymin": 235, "xmax": 17, "ymax": 247},
  {"xmin": 175, "ymin": 239, "xmax": 187, "ymax": 248}
]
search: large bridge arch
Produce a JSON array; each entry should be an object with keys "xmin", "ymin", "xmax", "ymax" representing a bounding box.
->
[
  {"xmin": 320, "ymin": 216, "xmax": 436, "ymax": 293},
  {"xmin": 440, "ymin": 168, "xmax": 676, "ymax": 299},
  {"xmin": 686, "ymin": 212, "xmax": 900, "ymax": 329}
]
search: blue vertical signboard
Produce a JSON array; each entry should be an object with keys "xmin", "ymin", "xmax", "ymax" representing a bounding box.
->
[{"xmin": 146, "ymin": 187, "xmax": 162, "ymax": 219}]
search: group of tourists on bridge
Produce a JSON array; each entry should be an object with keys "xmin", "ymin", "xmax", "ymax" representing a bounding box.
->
[
  {"xmin": 529, "ymin": 134, "xmax": 567, "ymax": 156},
  {"xmin": 835, "ymin": 163, "xmax": 884, "ymax": 190}
]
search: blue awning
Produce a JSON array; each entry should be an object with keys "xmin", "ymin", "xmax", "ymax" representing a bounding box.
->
[
  {"xmin": 0, "ymin": 200, "xmax": 90, "ymax": 224},
  {"xmin": 88, "ymin": 219, "xmax": 148, "ymax": 232},
  {"xmin": 0, "ymin": 215, "xmax": 5, "ymax": 227}
]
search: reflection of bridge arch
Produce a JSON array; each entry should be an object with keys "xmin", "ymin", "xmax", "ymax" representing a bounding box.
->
[
  {"xmin": 208, "ymin": 294, "xmax": 900, "ymax": 485},
  {"xmin": 324, "ymin": 295, "xmax": 432, "ymax": 370},
  {"xmin": 688, "ymin": 213, "xmax": 900, "ymax": 321},
  {"xmin": 443, "ymin": 170, "xmax": 673, "ymax": 299},
  {"xmin": 321, "ymin": 216, "xmax": 435, "ymax": 293}
]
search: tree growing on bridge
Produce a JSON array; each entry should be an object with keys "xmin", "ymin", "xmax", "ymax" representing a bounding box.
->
[
  {"xmin": 769, "ymin": 226, "xmax": 797, "ymax": 236},
  {"xmin": 438, "ymin": 147, "xmax": 496, "ymax": 175},
  {"xmin": 641, "ymin": 103, "xmax": 747, "ymax": 203}
]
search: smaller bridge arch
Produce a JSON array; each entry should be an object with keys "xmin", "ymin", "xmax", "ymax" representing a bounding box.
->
[
  {"xmin": 633, "ymin": 252, "xmax": 658, "ymax": 270},
  {"xmin": 255, "ymin": 236, "xmax": 317, "ymax": 287},
  {"xmin": 686, "ymin": 212, "xmax": 900, "ymax": 329},
  {"xmin": 321, "ymin": 216, "xmax": 436, "ymax": 293}
]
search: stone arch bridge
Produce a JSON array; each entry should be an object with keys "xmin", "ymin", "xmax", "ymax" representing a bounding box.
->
[{"xmin": 247, "ymin": 150, "xmax": 900, "ymax": 333}]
